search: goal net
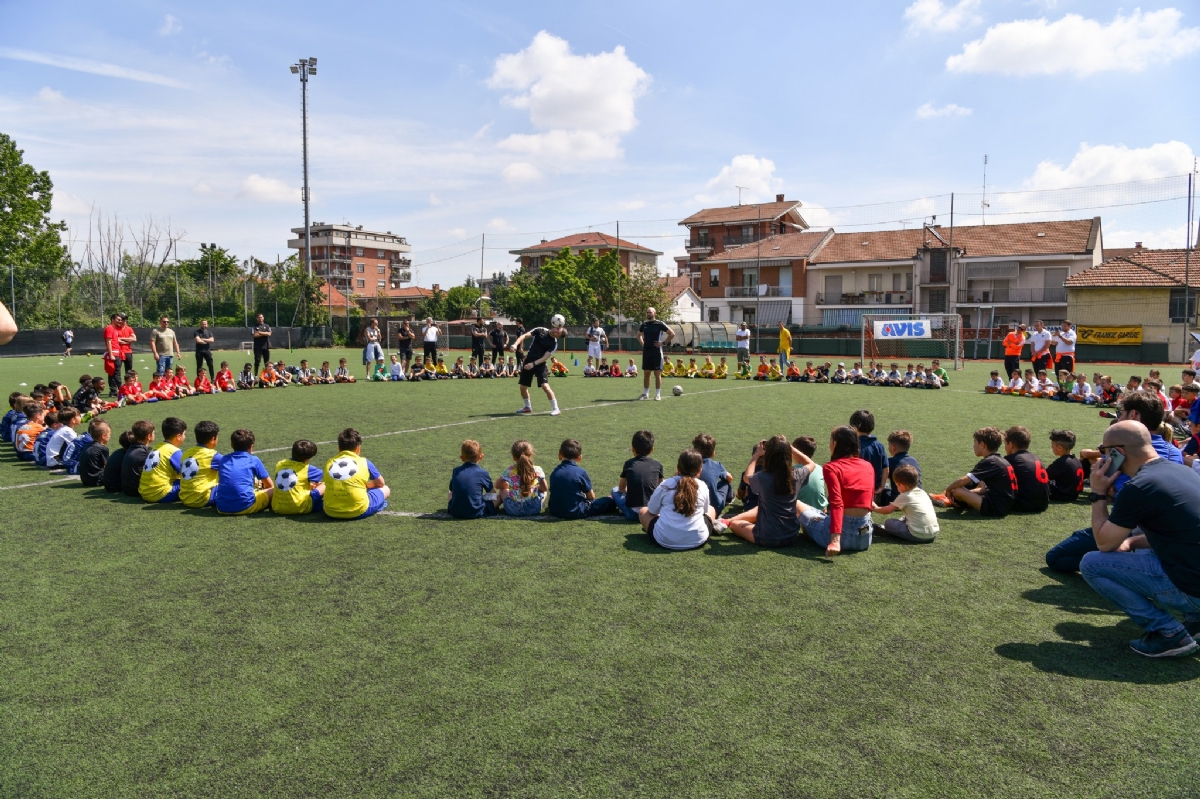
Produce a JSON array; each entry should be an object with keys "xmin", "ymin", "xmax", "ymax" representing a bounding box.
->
[
  {"xmin": 387, "ymin": 320, "xmax": 449, "ymax": 358},
  {"xmin": 861, "ymin": 314, "xmax": 963, "ymax": 370}
]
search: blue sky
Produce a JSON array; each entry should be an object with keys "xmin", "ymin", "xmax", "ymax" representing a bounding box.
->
[{"xmin": 1, "ymin": 0, "xmax": 1197, "ymax": 285}]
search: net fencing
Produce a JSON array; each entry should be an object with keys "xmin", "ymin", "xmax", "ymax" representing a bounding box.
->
[
  {"xmin": 387, "ymin": 320, "xmax": 449, "ymax": 359},
  {"xmin": 861, "ymin": 314, "xmax": 963, "ymax": 370}
]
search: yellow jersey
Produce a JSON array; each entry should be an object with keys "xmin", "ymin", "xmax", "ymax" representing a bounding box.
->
[
  {"xmin": 323, "ymin": 451, "xmax": 376, "ymax": 518},
  {"xmin": 139, "ymin": 442, "xmax": 181, "ymax": 502},
  {"xmin": 272, "ymin": 458, "xmax": 321, "ymax": 515},
  {"xmin": 179, "ymin": 445, "xmax": 222, "ymax": 508}
]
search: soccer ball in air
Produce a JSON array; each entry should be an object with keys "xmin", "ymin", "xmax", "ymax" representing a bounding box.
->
[
  {"xmin": 672, "ymin": 385, "xmax": 684, "ymax": 396},
  {"xmin": 144, "ymin": 450, "xmax": 161, "ymax": 471},
  {"xmin": 550, "ymin": 313, "xmax": 566, "ymax": 328},
  {"xmin": 180, "ymin": 457, "xmax": 200, "ymax": 480},
  {"xmin": 329, "ymin": 457, "xmax": 358, "ymax": 481},
  {"xmin": 275, "ymin": 468, "xmax": 298, "ymax": 491}
]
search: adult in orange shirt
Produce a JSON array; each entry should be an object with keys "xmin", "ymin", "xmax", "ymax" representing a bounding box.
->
[{"xmin": 1002, "ymin": 324, "xmax": 1027, "ymax": 381}]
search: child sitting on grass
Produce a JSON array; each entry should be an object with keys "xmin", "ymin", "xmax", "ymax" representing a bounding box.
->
[
  {"xmin": 550, "ymin": 358, "xmax": 569, "ymax": 376},
  {"xmin": 685, "ymin": 358, "xmax": 699, "ymax": 378},
  {"xmin": 32, "ymin": 411, "xmax": 58, "ymax": 467},
  {"xmin": 323, "ymin": 428, "xmax": 389, "ymax": 520},
  {"xmin": 767, "ymin": 358, "xmax": 783, "ymax": 381},
  {"xmin": 146, "ymin": 372, "xmax": 174, "ymax": 401},
  {"xmin": 237, "ymin": 363, "xmax": 256, "ymax": 390},
  {"xmin": 121, "ymin": 420, "xmax": 154, "ymax": 497},
  {"xmin": 785, "ymin": 361, "xmax": 802, "ymax": 382},
  {"xmin": 626, "ymin": 359, "xmax": 639, "ymax": 378},
  {"xmin": 498, "ymin": 439, "xmax": 547, "ymax": 517},
  {"xmin": 881, "ymin": 430, "xmax": 920, "ymax": 504},
  {"xmin": 1046, "ymin": 429, "xmax": 1084, "ymax": 502},
  {"xmin": 316, "ymin": 361, "xmax": 335, "ymax": 384},
  {"xmin": 214, "ymin": 428, "xmax": 274, "ymax": 515},
  {"xmin": 661, "ymin": 359, "xmax": 675, "ymax": 378},
  {"xmin": 258, "ymin": 362, "xmax": 281, "ymax": 388},
  {"xmin": 612, "ymin": 430, "xmax": 664, "ymax": 521},
  {"xmin": 447, "ymin": 439, "xmax": 499, "ymax": 519},
  {"xmin": 1004, "ymin": 425, "xmax": 1049, "ymax": 513},
  {"xmin": 753, "ymin": 356, "xmax": 770, "ymax": 380},
  {"xmin": 930, "ymin": 359, "xmax": 949, "ymax": 387},
  {"xmin": 851, "ymin": 409, "xmax": 888, "ymax": 499},
  {"xmin": 102, "ymin": 430, "xmax": 132, "ymax": 494},
  {"xmin": 15, "ymin": 402, "xmax": 46, "ymax": 461},
  {"xmin": 139, "ymin": 416, "xmax": 186, "ymax": 503},
  {"xmin": 833, "ymin": 363, "xmax": 849, "ymax": 384},
  {"xmin": 985, "ymin": 370, "xmax": 1004, "ymax": 393},
  {"xmin": 216, "ymin": 362, "xmax": 236, "ymax": 392},
  {"xmin": 872, "ymin": 464, "xmax": 938, "ymax": 544},
  {"xmin": 179, "ymin": 420, "xmax": 222, "ymax": 509},
  {"xmin": 699, "ymin": 356, "xmax": 715, "ymax": 378},
  {"xmin": 119, "ymin": 372, "xmax": 147, "ymax": 405},
  {"xmin": 335, "ymin": 358, "xmax": 356, "ymax": 383},
  {"xmin": 734, "ymin": 360, "xmax": 752, "ymax": 379},
  {"xmin": 479, "ymin": 356, "xmax": 495, "ymax": 379},
  {"xmin": 1068, "ymin": 373, "xmax": 1093, "ymax": 403},
  {"xmin": 79, "ymin": 419, "xmax": 110, "ymax": 488},
  {"xmin": 548, "ymin": 439, "xmax": 616, "ymax": 519},
  {"xmin": 271, "ymin": 439, "xmax": 325, "ymax": 515},
  {"xmin": 194, "ymin": 368, "xmax": 213, "ymax": 394},
  {"xmin": 640, "ymin": 449, "xmax": 716, "ymax": 551},
  {"xmin": 693, "ymin": 433, "xmax": 733, "ymax": 514},
  {"xmin": 370, "ymin": 358, "xmax": 389, "ymax": 381},
  {"xmin": 173, "ymin": 366, "xmax": 197, "ymax": 396},
  {"xmin": 583, "ymin": 356, "xmax": 597, "ymax": 376},
  {"xmin": 936, "ymin": 427, "xmax": 1014, "ymax": 518}
]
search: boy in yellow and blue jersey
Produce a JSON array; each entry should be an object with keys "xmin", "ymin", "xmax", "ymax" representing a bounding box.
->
[
  {"xmin": 272, "ymin": 439, "xmax": 326, "ymax": 515},
  {"xmin": 139, "ymin": 416, "xmax": 187, "ymax": 503},
  {"xmin": 323, "ymin": 428, "xmax": 390, "ymax": 520},
  {"xmin": 214, "ymin": 428, "xmax": 274, "ymax": 515},
  {"xmin": 179, "ymin": 420, "xmax": 223, "ymax": 508}
]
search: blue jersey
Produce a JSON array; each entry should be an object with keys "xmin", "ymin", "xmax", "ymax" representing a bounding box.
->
[
  {"xmin": 858, "ymin": 435, "xmax": 888, "ymax": 488},
  {"xmin": 0, "ymin": 409, "xmax": 14, "ymax": 442},
  {"xmin": 214, "ymin": 450, "xmax": 270, "ymax": 513},
  {"xmin": 8, "ymin": 412, "xmax": 27, "ymax": 449},
  {"xmin": 447, "ymin": 462, "xmax": 495, "ymax": 519},
  {"xmin": 62, "ymin": 433, "xmax": 93, "ymax": 475},
  {"xmin": 33, "ymin": 428, "xmax": 55, "ymax": 467},
  {"xmin": 548, "ymin": 460, "xmax": 593, "ymax": 519}
]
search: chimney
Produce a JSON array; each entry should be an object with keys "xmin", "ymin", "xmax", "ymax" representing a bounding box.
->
[
  {"xmin": 1134, "ymin": 242, "xmax": 1143, "ymax": 249},
  {"xmin": 776, "ymin": 194, "xmax": 785, "ymax": 202},
  {"xmin": 432, "ymin": 283, "xmax": 440, "ymax": 292}
]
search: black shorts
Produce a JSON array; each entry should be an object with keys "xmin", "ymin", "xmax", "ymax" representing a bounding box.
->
[
  {"xmin": 642, "ymin": 349, "xmax": 664, "ymax": 372},
  {"xmin": 1057, "ymin": 355, "xmax": 1075, "ymax": 374},
  {"xmin": 518, "ymin": 361, "xmax": 549, "ymax": 388},
  {"xmin": 980, "ymin": 495, "xmax": 1012, "ymax": 518}
]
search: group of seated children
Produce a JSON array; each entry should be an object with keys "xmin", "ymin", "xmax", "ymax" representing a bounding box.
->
[
  {"xmin": 382, "ymin": 354, "xmax": 568, "ymax": 381},
  {"xmin": 736, "ymin": 359, "xmax": 948, "ymax": 387},
  {"xmin": 986, "ymin": 366, "xmax": 1196, "ymax": 419},
  {"xmin": 662, "ymin": 357, "xmax": 729, "ymax": 379},
  {"xmin": 583, "ymin": 357, "xmax": 639, "ymax": 377},
  {"xmin": 113, "ymin": 363, "xmax": 245, "ymax": 404},
  {"xmin": 239, "ymin": 358, "xmax": 354, "ymax": 388},
  {"xmin": 2, "ymin": 379, "xmax": 127, "ymax": 471},
  {"xmin": 73, "ymin": 416, "xmax": 391, "ymax": 520}
]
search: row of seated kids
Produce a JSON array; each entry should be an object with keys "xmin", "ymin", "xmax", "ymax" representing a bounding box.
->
[
  {"xmin": 661, "ymin": 357, "xmax": 729, "ymax": 378},
  {"xmin": 65, "ymin": 416, "xmax": 391, "ymax": 519},
  {"xmin": 986, "ymin": 366, "xmax": 1197, "ymax": 418},
  {"xmin": 373, "ymin": 354, "xmax": 570, "ymax": 381},
  {"xmin": 583, "ymin": 357, "xmax": 639, "ymax": 377},
  {"xmin": 732, "ymin": 357, "xmax": 950, "ymax": 387}
]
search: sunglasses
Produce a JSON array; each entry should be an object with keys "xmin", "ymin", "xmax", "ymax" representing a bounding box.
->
[{"xmin": 1097, "ymin": 445, "xmax": 1125, "ymax": 455}]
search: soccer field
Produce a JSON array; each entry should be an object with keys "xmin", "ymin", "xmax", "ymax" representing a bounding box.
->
[{"xmin": 1, "ymin": 350, "xmax": 1197, "ymax": 798}]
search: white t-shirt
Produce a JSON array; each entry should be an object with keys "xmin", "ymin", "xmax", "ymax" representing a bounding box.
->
[
  {"xmin": 1071, "ymin": 381, "xmax": 1092, "ymax": 397},
  {"xmin": 1008, "ymin": 376, "xmax": 1024, "ymax": 390},
  {"xmin": 1028, "ymin": 329, "xmax": 1052, "ymax": 356},
  {"xmin": 645, "ymin": 476, "xmax": 711, "ymax": 550},
  {"xmin": 423, "ymin": 325, "xmax": 439, "ymax": 343},
  {"xmin": 1054, "ymin": 328, "xmax": 1077, "ymax": 354},
  {"xmin": 987, "ymin": 378, "xmax": 1004, "ymax": 390},
  {"xmin": 46, "ymin": 426, "xmax": 78, "ymax": 467},
  {"xmin": 366, "ymin": 326, "xmax": 381, "ymax": 343},
  {"xmin": 892, "ymin": 487, "xmax": 939, "ymax": 540},
  {"xmin": 1191, "ymin": 349, "xmax": 1200, "ymax": 371},
  {"xmin": 735, "ymin": 328, "xmax": 750, "ymax": 349}
]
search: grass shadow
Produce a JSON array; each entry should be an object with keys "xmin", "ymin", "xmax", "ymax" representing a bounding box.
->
[
  {"xmin": 621, "ymin": 533, "xmax": 674, "ymax": 554},
  {"xmin": 1022, "ymin": 568, "xmax": 1116, "ymax": 615},
  {"xmin": 995, "ymin": 620, "xmax": 1200, "ymax": 684}
]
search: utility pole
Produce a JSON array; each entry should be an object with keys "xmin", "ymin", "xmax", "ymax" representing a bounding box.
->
[
  {"xmin": 480, "ymin": 233, "xmax": 486, "ymax": 315},
  {"xmin": 1184, "ymin": 172, "xmax": 1194, "ymax": 362},
  {"xmin": 174, "ymin": 240, "xmax": 181, "ymax": 324},
  {"xmin": 290, "ymin": 57, "xmax": 318, "ymax": 279}
]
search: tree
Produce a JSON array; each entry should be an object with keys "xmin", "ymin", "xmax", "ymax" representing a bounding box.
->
[
  {"xmin": 621, "ymin": 262, "xmax": 673, "ymax": 323},
  {"xmin": 444, "ymin": 277, "xmax": 483, "ymax": 320},
  {"xmin": 0, "ymin": 133, "xmax": 71, "ymax": 328},
  {"xmin": 415, "ymin": 286, "xmax": 447, "ymax": 320},
  {"xmin": 491, "ymin": 247, "xmax": 623, "ymax": 326}
]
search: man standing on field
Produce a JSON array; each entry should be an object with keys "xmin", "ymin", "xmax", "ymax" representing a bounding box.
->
[
  {"xmin": 510, "ymin": 319, "xmax": 567, "ymax": 416},
  {"xmin": 1052, "ymin": 320, "xmax": 1077, "ymax": 374},
  {"xmin": 777, "ymin": 321, "xmax": 792, "ymax": 370},
  {"xmin": 637, "ymin": 307, "xmax": 674, "ymax": 401},
  {"xmin": 422, "ymin": 317, "xmax": 440, "ymax": 366},
  {"xmin": 586, "ymin": 317, "xmax": 607, "ymax": 364},
  {"xmin": 1029, "ymin": 320, "xmax": 1052, "ymax": 375}
]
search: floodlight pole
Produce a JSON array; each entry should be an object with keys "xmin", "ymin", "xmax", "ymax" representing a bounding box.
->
[
  {"xmin": 1184, "ymin": 172, "xmax": 1194, "ymax": 362},
  {"xmin": 290, "ymin": 57, "xmax": 317, "ymax": 280}
]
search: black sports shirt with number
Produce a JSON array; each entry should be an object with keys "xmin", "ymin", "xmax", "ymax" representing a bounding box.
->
[
  {"xmin": 1006, "ymin": 450, "xmax": 1050, "ymax": 513},
  {"xmin": 524, "ymin": 327, "xmax": 558, "ymax": 364},
  {"xmin": 969, "ymin": 454, "xmax": 1017, "ymax": 504}
]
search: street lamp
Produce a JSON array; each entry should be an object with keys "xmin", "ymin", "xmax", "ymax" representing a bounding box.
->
[{"xmin": 289, "ymin": 57, "xmax": 317, "ymax": 280}]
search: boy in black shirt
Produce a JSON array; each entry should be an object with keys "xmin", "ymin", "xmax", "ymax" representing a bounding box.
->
[
  {"xmin": 72, "ymin": 374, "xmax": 97, "ymax": 414},
  {"xmin": 1004, "ymin": 425, "xmax": 1049, "ymax": 513},
  {"xmin": 942, "ymin": 426, "xmax": 1016, "ymax": 517},
  {"xmin": 102, "ymin": 430, "xmax": 132, "ymax": 493},
  {"xmin": 80, "ymin": 420, "xmax": 111, "ymax": 488},
  {"xmin": 121, "ymin": 420, "xmax": 154, "ymax": 498},
  {"xmin": 1046, "ymin": 429, "xmax": 1084, "ymax": 502},
  {"xmin": 612, "ymin": 430, "xmax": 664, "ymax": 521}
]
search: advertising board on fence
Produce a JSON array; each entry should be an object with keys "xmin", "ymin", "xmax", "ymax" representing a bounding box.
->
[
  {"xmin": 872, "ymin": 320, "xmax": 931, "ymax": 339},
  {"xmin": 1076, "ymin": 325, "xmax": 1142, "ymax": 346}
]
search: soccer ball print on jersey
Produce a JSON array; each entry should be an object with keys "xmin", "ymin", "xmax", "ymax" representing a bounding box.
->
[
  {"xmin": 329, "ymin": 458, "xmax": 358, "ymax": 481},
  {"xmin": 275, "ymin": 469, "xmax": 298, "ymax": 492},
  {"xmin": 180, "ymin": 457, "xmax": 200, "ymax": 480}
]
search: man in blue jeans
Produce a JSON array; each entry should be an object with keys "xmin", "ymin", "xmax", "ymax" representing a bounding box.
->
[
  {"xmin": 1079, "ymin": 421, "xmax": 1200, "ymax": 657},
  {"xmin": 1046, "ymin": 391, "xmax": 1182, "ymax": 572}
]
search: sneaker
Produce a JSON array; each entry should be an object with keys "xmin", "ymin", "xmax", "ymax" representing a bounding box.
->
[
  {"xmin": 636, "ymin": 394, "xmax": 649, "ymax": 400},
  {"xmin": 712, "ymin": 518, "xmax": 729, "ymax": 533},
  {"xmin": 1129, "ymin": 629, "xmax": 1199, "ymax": 658},
  {"xmin": 549, "ymin": 408, "xmax": 561, "ymax": 416},
  {"xmin": 515, "ymin": 407, "xmax": 533, "ymax": 414},
  {"xmin": 654, "ymin": 394, "xmax": 661, "ymax": 401},
  {"xmin": 929, "ymin": 493, "xmax": 950, "ymax": 508}
]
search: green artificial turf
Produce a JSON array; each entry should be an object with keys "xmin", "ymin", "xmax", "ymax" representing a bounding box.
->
[{"xmin": 1, "ymin": 349, "xmax": 1197, "ymax": 798}]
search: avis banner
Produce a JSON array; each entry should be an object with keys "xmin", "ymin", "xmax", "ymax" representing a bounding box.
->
[
  {"xmin": 873, "ymin": 320, "xmax": 931, "ymax": 339},
  {"xmin": 1076, "ymin": 325, "xmax": 1142, "ymax": 346}
]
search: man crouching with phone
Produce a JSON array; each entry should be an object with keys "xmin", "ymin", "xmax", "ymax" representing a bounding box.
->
[{"xmin": 1074, "ymin": 420, "xmax": 1200, "ymax": 657}]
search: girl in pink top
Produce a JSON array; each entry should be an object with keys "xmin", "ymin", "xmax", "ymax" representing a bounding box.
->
[{"xmin": 799, "ymin": 426, "xmax": 876, "ymax": 556}]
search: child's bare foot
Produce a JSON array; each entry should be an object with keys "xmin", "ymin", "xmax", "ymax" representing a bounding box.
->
[{"xmin": 825, "ymin": 534, "xmax": 841, "ymax": 556}]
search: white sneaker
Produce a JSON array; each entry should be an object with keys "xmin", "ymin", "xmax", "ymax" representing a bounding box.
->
[
  {"xmin": 637, "ymin": 394, "xmax": 649, "ymax": 400},
  {"xmin": 516, "ymin": 407, "xmax": 533, "ymax": 414},
  {"xmin": 713, "ymin": 518, "xmax": 729, "ymax": 533},
  {"xmin": 550, "ymin": 407, "xmax": 561, "ymax": 416},
  {"xmin": 654, "ymin": 394, "xmax": 662, "ymax": 401}
]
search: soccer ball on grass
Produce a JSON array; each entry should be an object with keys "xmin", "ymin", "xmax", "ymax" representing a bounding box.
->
[
  {"xmin": 329, "ymin": 457, "xmax": 358, "ymax": 481},
  {"xmin": 672, "ymin": 385, "xmax": 684, "ymax": 396},
  {"xmin": 275, "ymin": 469, "xmax": 298, "ymax": 491}
]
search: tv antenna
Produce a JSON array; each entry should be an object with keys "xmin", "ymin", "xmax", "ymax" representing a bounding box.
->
[
  {"xmin": 981, "ymin": 154, "xmax": 990, "ymax": 225},
  {"xmin": 735, "ymin": 186, "xmax": 748, "ymax": 206}
]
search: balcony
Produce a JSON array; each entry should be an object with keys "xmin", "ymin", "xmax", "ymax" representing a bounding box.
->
[
  {"xmin": 815, "ymin": 291, "xmax": 913, "ymax": 306},
  {"xmin": 391, "ymin": 257, "xmax": 412, "ymax": 267},
  {"xmin": 391, "ymin": 270, "xmax": 412, "ymax": 283},
  {"xmin": 957, "ymin": 288, "xmax": 1067, "ymax": 305},
  {"xmin": 317, "ymin": 264, "xmax": 353, "ymax": 278},
  {"xmin": 686, "ymin": 239, "xmax": 713, "ymax": 253},
  {"xmin": 725, "ymin": 285, "xmax": 785, "ymax": 298},
  {"xmin": 919, "ymin": 270, "xmax": 951, "ymax": 285},
  {"xmin": 720, "ymin": 233, "xmax": 766, "ymax": 249}
]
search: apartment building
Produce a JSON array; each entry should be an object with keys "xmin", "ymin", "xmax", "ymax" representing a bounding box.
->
[
  {"xmin": 509, "ymin": 232, "xmax": 661, "ymax": 276},
  {"xmin": 695, "ymin": 229, "xmax": 833, "ymax": 325},
  {"xmin": 288, "ymin": 223, "xmax": 413, "ymax": 294},
  {"xmin": 677, "ymin": 195, "xmax": 810, "ymax": 286}
]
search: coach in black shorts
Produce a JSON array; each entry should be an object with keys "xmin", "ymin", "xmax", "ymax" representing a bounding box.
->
[
  {"xmin": 511, "ymin": 321, "xmax": 566, "ymax": 416},
  {"xmin": 637, "ymin": 307, "xmax": 674, "ymax": 401}
]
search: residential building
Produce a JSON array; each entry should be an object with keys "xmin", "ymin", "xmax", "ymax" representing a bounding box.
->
[
  {"xmin": 509, "ymin": 232, "xmax": 661, "ymax": 276},
  {"xmin": 695, "ymin": 229, "xmax": 833, "ymax": 325},
  {"xmin": 660, "ymin": 275, "xmax": 703, "ymax": 322},
  {"xmin": 678, "ymin": 195, "xmax": 810, "ymax": 294},
  {"xmin": 1065, "ymin": 247, "xmax": 1197, "ymax": 361},
  {"xmin": 288, "ymin": 223, "xmax": 413, "ymax": 293},
  {"xmin": 321, "ymin": 283, "xmax": 434, "ymax": 317}
]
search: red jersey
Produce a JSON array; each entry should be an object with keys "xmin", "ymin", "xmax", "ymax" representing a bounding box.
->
[
  {"xmin": 194, "ymin": 376, "xmax": 212, "ymax": 392},
  {"xmin": 148, "ymin": 377, "xmax": 169, "ymax": 393},
  {"xmin": 822, "ymin": 457, "xmax": 876, "ymax": 538},
  {"xmin": 103, "ymin": 323, "xmax": 133, "ymax": 357},
  {"xmin": 119, "ymin": 382, "xmax": 143, "ymax": 398},
  {"xmin": 215, "ymin": 369, "xmax": 234, "ymax": 390}
]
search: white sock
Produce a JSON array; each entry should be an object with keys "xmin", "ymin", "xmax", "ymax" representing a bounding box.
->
[
  {"xmin": 523, "ymin": 398, "xmax": 532, "ymax": 409},
  {"xmin": 551, "ymin": 399, "xmax": 559, "ymax": 410},
  {"xmin": 641, "ymin": 389, "xmax": 649, "ymax": 396},
  {"xmin": 655, "ymin": 388, "xmax": 661, "ymax": 397}
]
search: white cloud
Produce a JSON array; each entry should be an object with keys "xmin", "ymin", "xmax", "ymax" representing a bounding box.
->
[
  {"xmin": 946, "ymin": 9, "xmax": 1200, "ymax": 76},
  {"xmin": 429, "ymin": 193, "xmax": 444, "ymax": 206},
  {"xmin": 615, "ymin": 199, "xmax": 646, "ymax": 211},
  {"xmin": 501, "ymin": 162, "xmax": 543, "ymax": 184},
  {"xmin": 904, "ymin": 0, "xmax": 981, "ymax": 33},
  {"xmin": 695, "ymin": 154, "xmax": 782, "ymax": 205},
  {"xmin": 191, "ymin": 180, "xmax": 213, "ymax": 195},
  {"xmin": 0, "ymin": 47, "xmax": 187, "ymax": 88},
  {"xmin": 241, "ymin": 174, "xmax": 299, "ymax": 203},
  {"xmin": 158, "ymin": 15, "xmax": 182, "ymax": 36},
  {"xmin": 1024, "ymin": 141, "xmax": 1195, "ymax": 190},
  {"xmin": 486, "ymin": 217, "xmax": 515, "ymax": 232},
  {"xmin": 51, "ymin": 191, "xmax": 93, "ymax": 217},
  {"xmin": 488, "ymin": 31, "xmax": 650, "ymax": 165},
  {"xmin": 916, "ymin": 101, "xmax": 971, "ymax": 118},
  {"xmin": 36, "ymin": 86, "xmax": 64, "ymax": 103}
]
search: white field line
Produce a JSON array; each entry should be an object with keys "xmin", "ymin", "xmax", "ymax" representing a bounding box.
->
[{"xmin": 0, "ymin": 475, "xmax": 78, "ymax": 490}]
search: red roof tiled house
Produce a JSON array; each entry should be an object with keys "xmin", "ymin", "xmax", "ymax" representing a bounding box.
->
[
  {"xmin": 1065, "ymin": 248, "xmax": 1198, "ymax": 360},
  {"xmin": 658, "ymin": 275, "xmax": 703, "ymax": 322},
  {"xmin": 509, "ymin": 233, "xmax": 661, "ymax": 276},
  {"xmin": 321, "ymin": 283, "xmax": 434, "ymax": 317}
]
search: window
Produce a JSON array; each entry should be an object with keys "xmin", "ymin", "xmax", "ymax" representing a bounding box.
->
[
  {"xmin": 377, "ymin": 265, "xmax": 386, "ymax": 274},
  {"xmin": 868, "ymin": 274, "xmax": 882, "ymax": 292},
  {"xmin": 709, "ymin": 268, "xmax": 720, "ymax": 288},
  {"xmin": 1170, "ymin": 289, "xmax": 1197, "ymax": 323},
  {"xmin": 356, "ymin": 279, "xmax": 365, "ymax": 288},
  {"xmin": 698, "ymin": 229, "xmax": 709, "ymax": 246},
  {"xmin": 742, "ymin": 225, "xmax": 753, "ymax": 240},
  {"xmin": 377, "ymin": 249, "xmax": 385, "ymax": 258},
  {"xmin": 824, "ymin": 275, "xmax": 843, "ymax": 301},
  {"xmin": 708, "ymin": 308, "xmax": 720, "ymax": 322},
  {"xmin": 377, "ymin": 280, "xmax": 386, "ymax": 289},
  {"xmin": 906, "ymin": 271, "xmax": 913, "ymax": 291},
  {"xmin": 355, "ymin": 247, "xmax": 364, "ymax": 256},
  {"xmin": 893, "ymin": 273, "xmax": 902, "ymax": 291},
  {"xmin": 928, "ymin": 250, "xmax": 948, "ymax": 282},
  {"xmin": 355, "ymin": 263, "xmax": 364, "ymax": 272}
]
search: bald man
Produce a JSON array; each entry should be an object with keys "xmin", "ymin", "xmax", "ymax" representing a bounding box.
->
[{"xmin": 1079, "ymin": 421, "xmax": 1200, "ymax": 657}]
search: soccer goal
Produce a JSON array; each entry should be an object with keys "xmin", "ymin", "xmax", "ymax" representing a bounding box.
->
[
  {"xmin": 860, "ymin": 314, "xmax": 963, "ymax": 370},
  {"xmin": 387, "ymin": 319, "xmax": 449, "ymax": 359}
]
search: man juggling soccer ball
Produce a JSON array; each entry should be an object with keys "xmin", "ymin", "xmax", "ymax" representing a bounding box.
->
[{"xmin": 510, "ymin": 315, "xmax": 568, "ymax": 416}]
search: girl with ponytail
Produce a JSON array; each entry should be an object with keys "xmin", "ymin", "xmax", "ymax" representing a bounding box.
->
[
  {"xmin": 639, "ymin": 449, "xmax": 716, "ymax": 550},
  {"xmin": 497, "ymin": 439, "xmax": 547, "ymax": 516}
]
